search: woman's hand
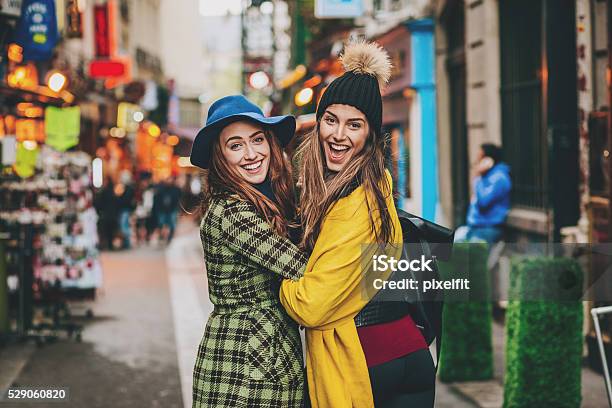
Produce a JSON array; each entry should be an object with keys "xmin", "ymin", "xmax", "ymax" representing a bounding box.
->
[{"xmin": 475, "ymin": 157, "xmax": 494, "ymax": 176}]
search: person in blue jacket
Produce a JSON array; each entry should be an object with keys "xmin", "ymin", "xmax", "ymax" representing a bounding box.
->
[{"xmin": 455, "ymin": 143, "xmax": 512, "ymax": 243}]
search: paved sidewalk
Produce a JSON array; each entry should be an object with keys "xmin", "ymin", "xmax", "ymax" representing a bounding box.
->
[
  {"xmin": 1, "ymin": 241, "xmax": 183, "ymax": 407},
  {"xmin": 443, "ymin": 316, "xmax": 610, "ymax": 408},
  {"xmin": 165, "ymin": 220, "xmax": 210, "ymax": 408}
]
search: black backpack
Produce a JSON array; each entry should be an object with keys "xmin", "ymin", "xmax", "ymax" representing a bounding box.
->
[{"xmin": 354, "ymin": 209, "xmax": 455, "ymax": 367}]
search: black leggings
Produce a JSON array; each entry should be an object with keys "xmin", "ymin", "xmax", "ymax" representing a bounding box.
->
[{"xmin": 368, "ymin": 349, "xmax": 436, "ymax": 408}]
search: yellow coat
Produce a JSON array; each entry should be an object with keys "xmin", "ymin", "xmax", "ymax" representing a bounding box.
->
[{"xmin": 280, "ymin": 172, "xmax": 403, "ymax": 408}]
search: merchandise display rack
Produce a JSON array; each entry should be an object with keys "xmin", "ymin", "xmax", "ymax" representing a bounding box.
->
[
  {"xmin": 0, "ymin": 173, "xmax": 56, "ymax": 345},
  {"xmin": 0, "ymin": 147, "xmax": 103, "ymax": 345}
]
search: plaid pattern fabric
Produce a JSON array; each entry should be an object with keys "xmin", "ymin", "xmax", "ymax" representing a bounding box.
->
[{"xmin": 193, "ymin": 197, "xmax": 308, "ymax": 407}]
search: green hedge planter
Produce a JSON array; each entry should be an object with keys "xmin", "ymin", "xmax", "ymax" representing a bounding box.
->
[
  {"xmin": 438, "ymin": 242, "xmax": 493, "ymax": 382},
  {"xmin": 503, "ymin": 257, "xmax": 583, "ymax": 408}
]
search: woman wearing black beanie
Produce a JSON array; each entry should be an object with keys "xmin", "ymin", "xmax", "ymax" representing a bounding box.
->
[{"xmin": 280, "ymin": 40, "xmax": 435, "ymax": 408}]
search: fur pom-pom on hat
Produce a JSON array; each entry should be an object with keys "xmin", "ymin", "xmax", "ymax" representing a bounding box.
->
[
  {"xmin": 340, "ymin": 40, "xmax": 392, "ymax": 88},
  {"xmin": 316, "ymin": 40, "xmax": 392, "ymax": 134}
]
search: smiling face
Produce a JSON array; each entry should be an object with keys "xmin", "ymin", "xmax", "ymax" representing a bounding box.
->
[
  {"xmin": 319, "ymin": 104, "xmax": 370, "ymax": 172},
  {"xmin": 219, "ymin": 120, "xmax": 270, "ymax": 184}
]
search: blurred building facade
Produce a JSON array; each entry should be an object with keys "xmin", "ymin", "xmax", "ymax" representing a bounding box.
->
[
  {"xmin": 268, "ymin": 0, "xmax": 611, "ymax": 367},
  {"xmin": 159, "ymin": 0, "xmax": 207, "ymax": 146},
  {"xmin": 433, "ymin": 0, "xmax": 612, "ymax": 253},
  {"xmin": 0, "ymin": 0, "xmax": 195, "ymax": 184},
  {"xmin": 435, "ymin": 0, "xmax": 580, "ymax": 244},
  {"xmin": 277, "ymin": 0, "xmax": 441, "ymax": 219},
  {"xmin": 201, "ymin": 14, "xmax": 242, "ymax": 116},
  {"xmin": 434, "ymin": 0, "xmax": 612, "ymax": 370}
]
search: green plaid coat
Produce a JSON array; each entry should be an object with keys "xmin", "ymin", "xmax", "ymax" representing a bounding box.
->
[{"xmin": 193, "ymin": 196, "xmax": 309, "ymax": 407}]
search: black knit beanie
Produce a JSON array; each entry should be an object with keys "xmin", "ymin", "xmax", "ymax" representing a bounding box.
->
[{"xmin": 316, "ymin": 41, "xmax": 392, "ymax": 135}]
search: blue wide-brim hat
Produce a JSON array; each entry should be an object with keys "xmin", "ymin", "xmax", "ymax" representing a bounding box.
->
[{"xmin": 190, "ymin": 95, "xmax": 296, "ymax": 169}]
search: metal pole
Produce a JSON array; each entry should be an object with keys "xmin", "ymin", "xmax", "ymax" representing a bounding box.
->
[{"xmin": 591, "ymin": 305, "xmax": 612, "ymax": 408}]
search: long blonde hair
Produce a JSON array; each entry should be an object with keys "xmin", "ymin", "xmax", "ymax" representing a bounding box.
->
[{"xmin": 297, "ymin": 122, "xmax": 394, "ymax": 252}]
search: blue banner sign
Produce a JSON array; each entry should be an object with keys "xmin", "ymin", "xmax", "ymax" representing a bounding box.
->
[{"xmin": 13, "ymin": 0, "xmax": 58, "ymax": 61}]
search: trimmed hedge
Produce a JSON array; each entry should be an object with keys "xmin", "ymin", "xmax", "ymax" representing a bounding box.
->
[
  {"xmin": 503, "ymin": 257, "xmax": 583, "ymax": 408},
  {"xmin": 438, "ymin": 242, "xmax": 493, "ymax": 382}
]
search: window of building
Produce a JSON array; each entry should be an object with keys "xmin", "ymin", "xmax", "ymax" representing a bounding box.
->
[
  {"xmin": 443, "ymin": 0, "xmax": 468, "ymax": 226},
  {"xmin": 499, "ymin": 0, "xmax": 546, "ymax": 209}
]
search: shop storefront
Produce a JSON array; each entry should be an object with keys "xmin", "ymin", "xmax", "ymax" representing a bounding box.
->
[
  {"xmin": 374, "ymin": 24, "xmax": 412, "ymax": 210},
  {"xmin": 0, "ymin": 0, "xmax": 102, "ymax": 341}
]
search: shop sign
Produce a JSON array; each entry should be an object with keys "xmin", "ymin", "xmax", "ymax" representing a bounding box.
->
[
  {"xmin": 44, "ymin": 106, "xmax": 81, "ymax": 152},
  {"xmin": 315, "ymin": 0, "xmax": 363, "ymax": 19},
  {"xmin": 7, "ymin": 62, "xmax": 38, "ymax": 89},
  {"xmin": 152, "ymin": 143, "xmax": 173, "ymax": 180},
  {"xmin": 94, "ymin": 4, "xmax": 110, "ymax": 57},
  {"xmin": 0, "ymin": 0, "xmax": 22, "ymax": 17},
  {"xmin": 89, "ymin": 60, "xmax": 126, "ymax": 78},
  {"xmin": 13, "ymin": 0, "xmax": 59, "ymax": 61},
  {"xmin": 16, "ymin": 118, "xmax": 44, "ymax": 142},
  {"xmin": 14, "ymin": 141, "xmax": 39, "ymax": 178},
  {"xmin": 117, "ymin": 102, "xmax": 140, "ymax": 133},
  {"xmin": 136, "ymin": 129, "xmax": 155, "ymax": 170}
]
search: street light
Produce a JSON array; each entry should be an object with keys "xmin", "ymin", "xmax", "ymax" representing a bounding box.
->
[
  {"xmin": 249, "ymin": 71, "xmax": 270, "ymax": 89},
  {"xmin": 133, "ymin": 111, "xmax": 144, "ymax": 123},
  {"xmin": 295, "ymin": 87, "xmax": 314, "ymax": 107},
  {"xmin": 7, "ymin": 66, "xmax": 29, "ymax": 88},
  {"xmin": 148, "ymin": 124, "xmax": 161, "ymax": 137},
  {"xmin": 166, "ymin": 135, "xmax": 179, "ymax": 146},
  {"xmin": 92, "ymin": 158, "xmax": 104, "ymax": 188},
  {"xmin": 47, "ymin": 71, "xmax": 68, "ymax": 93},
  {"xmin": 109, "ymin": 127, "xmax": 126, "ymax": 138}
]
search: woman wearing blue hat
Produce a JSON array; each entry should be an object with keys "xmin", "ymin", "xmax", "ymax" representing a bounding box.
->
[{"xmin": 190, "ymin": 95, "xmax": 308, "ymax": 407}]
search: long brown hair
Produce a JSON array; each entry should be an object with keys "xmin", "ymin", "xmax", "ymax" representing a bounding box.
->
[
  {"xmin": 298, "ymin": 122, "xmax": 394, "ymax": 252},
  {"xmin": 200, "ymin": 128, "xmax": 296, "ymax": 238}
]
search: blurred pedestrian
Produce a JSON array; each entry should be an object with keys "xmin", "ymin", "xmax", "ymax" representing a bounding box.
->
[
  {"xmin": 278, "ymin": 41, "xmax": 413, "ymax": 408},
  {"xmin": 455, "ymin": 143, "xmax": 512, "ymax": 243},
  {"xmin": 135, "ymin": 177, "xmax": 155, "ymax": 245},
  {"xmin": 94, "ymin": 176, "xmax": 118, "ymax": 250},
  {"xmin": 116, "ymin": 170, "xmax": 136, "ymax": 249},
  {"xmin": 154, "ymin": 177, "xmax": 181, "ymax": 244}
]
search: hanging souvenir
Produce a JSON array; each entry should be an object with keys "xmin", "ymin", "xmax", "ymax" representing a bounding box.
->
[
  {"xmin": 44, "ymin": 106, "xmax": 81, "ymax": 151},
  {"xmin": 13, "ymin": 141, "xmax": 39, "ymax": 178}
]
